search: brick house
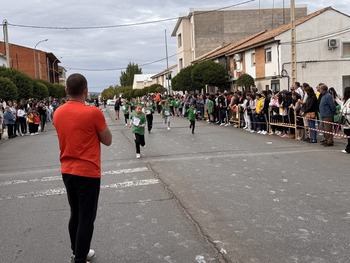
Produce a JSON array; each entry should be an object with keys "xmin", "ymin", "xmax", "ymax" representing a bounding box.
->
[{"xmin": 0, "ymin": 41, "xmax": 61, "ymax": 84}]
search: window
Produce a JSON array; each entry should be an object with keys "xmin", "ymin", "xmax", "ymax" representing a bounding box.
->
[
  {"xmin": 251, "ymin": 53, "xmax": 255, "ymax": 66},
  {"xmin": 343, "ymin": 42, "xmax": 350, "ymax": 57},
  {"xmin": 265, "ymin": 48, "xmax": 272, "ymax": 63},
  {"xmin": 179, "ymin": 58, "xmax": 183, "ymax": 70},
  {"xmin": 271, "ymin": 80, "xmax": 280, "ymax": 92},
  {"xmin": 178, "ymin": 34, "xmax": 182, "ymax": 48}
]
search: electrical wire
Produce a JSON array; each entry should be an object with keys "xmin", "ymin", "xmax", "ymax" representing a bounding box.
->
[
  {"xmin": 280, "ymin": 26, "xmax": 350, "ymax": 45},
  {"xmin": 65, "ymin": 53, "xmax": 177, "ymax": 71},
  {"xmin": 4, "ymin": 0, "xmax": 255, "ymax": 30}
]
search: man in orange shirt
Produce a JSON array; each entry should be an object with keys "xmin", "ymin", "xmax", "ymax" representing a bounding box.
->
[{"xmin": 53, "ymin": 73, "xmax": 112, "ymax": 263}]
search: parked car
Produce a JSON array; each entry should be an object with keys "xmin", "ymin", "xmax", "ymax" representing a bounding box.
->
[{"xmin": 107, "ymin": 99, "xmax": 116, "ymax": 106}]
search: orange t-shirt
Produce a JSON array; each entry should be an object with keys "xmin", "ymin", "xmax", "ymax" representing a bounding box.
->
[{"xmin": 53, "ymin": 101, "xmax": 107, "ymax": 178}]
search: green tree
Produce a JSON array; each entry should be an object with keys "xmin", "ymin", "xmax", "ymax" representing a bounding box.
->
[
  {"xmin": 53, "ymin": 84, "xmax": 66, "ymax": 99},
  {"xmin": 101, "ymin": 86, "xmax": 115, "ymax": 99},
  {"xmin": 32, "ymin": 81, "xmax": 49, "ymax": 99},
  {"xmin": 0, "ymin": 67, "xmax": 33, "ymax": 99},
  {"xmin": 134, "ymin": 89, "xmax": 145, "ymax": 97},
  {"xmin": 0, "ymin": 77, "xmax": 18, "ymax": 101},
  {"xmin": 171, "ymin": 65, "xmax": 194, "ymax": 92},
  {"xmin": 156, "ymin": 86, "xmax": 167, "ymax": 94},
  {"xmin": 148, "ymin": 84, "xmax": 162, "ymax": 93},
  {"xmin": 192, "ymin": 61, "xmax": 227, "ymax": 91},
  {"xmin": 120, "ymin": 62, "xmax": 142, "ymax": 87},
  {"xmin": 236, "ymin": 73, "xmax": 255, "ymax": 92}
]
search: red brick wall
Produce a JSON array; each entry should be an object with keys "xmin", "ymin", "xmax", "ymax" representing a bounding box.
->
[{"xmin": 0, "ymin": 41, "xmax": 48, "ymax": 81}]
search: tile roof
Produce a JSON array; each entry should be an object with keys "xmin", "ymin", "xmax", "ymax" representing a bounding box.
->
[
  {"xmin": 193, "ymin": 6, "xmax": 333, "ymax": 62},
  {"xmin": 151, "ymin": 64, "xmax": 177, "ymax": 78}
]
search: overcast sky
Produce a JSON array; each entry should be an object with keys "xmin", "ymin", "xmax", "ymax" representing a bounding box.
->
[{"xmin": 2, "ymin": 0, "xmax": 349, "ymax": 92}]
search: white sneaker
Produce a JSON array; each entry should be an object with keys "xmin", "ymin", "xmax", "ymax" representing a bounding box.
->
[
  {"xmin": 257, "ymin": 130, "xmax": 262, "ymax": 134},
  {"xmin": 167, "ymin": 127, "xmax": 170, "ymax": 130},
  {"xmin": 250, "ymin": 130, "xmax": 255, "ymax": 133},
  {"xmin": 261, "ymin": 131, "xmax": 267, "ymax": 135},
  {"xmin": 220, "ymin": 123, "xmax": 225, "ymax": 126},
  {"xmin": 125, "ymin": 124, "xmax": 128, "ymax": 126},
  {"xmin": 269, "ymin": 131, "xmax": 274, "ymax": 135},
  {"xmin": 136, "ymin": 154, "xmax": 141, "ymax": 159},
  {"xmin": 341, "ymin": 150, "xmax": 349, "ymax": 154},
  {"xmin": 70, "ymin": 249, "xmax": 95, "ymax": 263}
]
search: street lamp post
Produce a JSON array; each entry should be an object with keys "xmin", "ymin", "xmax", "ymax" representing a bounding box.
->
[
  {"xmin": 52, "ymin": 57, "xmax": 62, "ymax": 83},
  {"xmin": 33, "ymin": 39, "xmax": 48, "ymax": 79}
]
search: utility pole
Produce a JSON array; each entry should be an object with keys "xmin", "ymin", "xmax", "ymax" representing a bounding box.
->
[
  {"xmin": 290, "ymin": 0, "xmax": 297, "ymax": 85},
  {"xmin": 165, "ymin": 29, "xmax": 170, "ymax": 95},
  {"xmin": 3, "ymin": 19, "xmax": 10, "ymax": 68}
]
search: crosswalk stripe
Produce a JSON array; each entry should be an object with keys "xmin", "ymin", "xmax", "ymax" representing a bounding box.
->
[
  {"xmin": 0, "ymin": 167, "xmax": 150, "ymax": 186},
  {"xmin": 0, "ymin": 179, "xmax": 159, "ymax": 200}
]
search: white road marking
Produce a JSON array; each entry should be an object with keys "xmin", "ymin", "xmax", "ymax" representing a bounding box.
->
[
  {"xmin": 0, "ymin": 179, "xmax": 159, "ymax": 200},
  {"xmin": 0, "ymin": 167, "xmax": 149, "ymax": 186}
]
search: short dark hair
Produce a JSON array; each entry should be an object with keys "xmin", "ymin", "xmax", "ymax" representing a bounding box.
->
[{"xmin": 66, "ymin": 73, "xmax": 87, "ymax": 96}]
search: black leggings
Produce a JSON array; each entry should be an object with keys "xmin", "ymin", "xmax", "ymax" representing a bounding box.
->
[
  {"xmin": 124, "ymin": 114, "xmax": 129, "ymax": 124},
  {"xmin": 190, "ymin": 120, "xmax": 195, "ymax": 133},
  {"xmin": 146, "ymin": 114, "xmax": 153, "ymax": 132},
  {"xmin": 134, "ymin": 133, "xmax": 145, "ymax": 154},
  {"xmin": 62, "ymin": 174, "xmax": 100, "ymax": 263}
]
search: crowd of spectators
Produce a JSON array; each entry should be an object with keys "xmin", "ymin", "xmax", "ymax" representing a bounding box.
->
[
  {"xmin": 0, "ymin": 99, "xmax": 60, "ymax": 140},
  {"xmin": 2, "ymin": 83, "xmax": 350, "ymax": 153}
]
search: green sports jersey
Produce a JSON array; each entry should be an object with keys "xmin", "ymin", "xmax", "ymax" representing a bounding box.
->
[
  {"xmin": 122, "ymin": 104, "xmax": 130, "ymax": 114},
  {"xmin": 145, "ymin": 107, "xmax": 154, "ymax": 115},
  {"xmin": 187, "ymin": 107, "xmax": 197, "ymax": 121},
  {"xmin": 162, "ymin": 106, "xmax": 171, "ymax": 117},
  {"xmin": 208, "ymin": 100, "xmax": 214, "ymax": 114},
  {"xmin": 131, "ymin": 112, "xmax": 146, "ymax": 135}
]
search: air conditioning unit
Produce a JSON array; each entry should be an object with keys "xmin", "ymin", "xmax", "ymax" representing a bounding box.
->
[{"xmin": 328, "ymin": 39, "xmax": 338, "ymax": 49}]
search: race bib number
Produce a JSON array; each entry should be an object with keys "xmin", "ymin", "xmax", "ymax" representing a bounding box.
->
[
  {"xmin": 164, "ymin": 110, "xmax": 170, "ymax": 116},
  {"xmin": 133, "ymin": 117, "xmax": 140, "ymax": 126}
]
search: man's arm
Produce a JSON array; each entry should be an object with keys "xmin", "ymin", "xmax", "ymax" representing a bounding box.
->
[{"xmin": 98, "ymin": 127, "xmax": 112, "ymax": 146}]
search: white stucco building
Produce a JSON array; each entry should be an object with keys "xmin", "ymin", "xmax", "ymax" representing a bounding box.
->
[
  {"xmin": 194, "ymin": 6, "xmax": 350, "ymax": 96},
  {"xmin": 132, "ymin": 74, "xmax": 155, "ymax": 89}
]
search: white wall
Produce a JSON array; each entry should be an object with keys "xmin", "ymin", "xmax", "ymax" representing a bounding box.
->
[{"xmin": 277, "ymin": 9, "xmax": 350, "ymax": 95}]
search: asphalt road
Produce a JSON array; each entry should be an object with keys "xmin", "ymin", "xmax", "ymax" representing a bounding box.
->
[{"xmin": 0, "ymin": 106, "xmax": 349, "ymax": 263}]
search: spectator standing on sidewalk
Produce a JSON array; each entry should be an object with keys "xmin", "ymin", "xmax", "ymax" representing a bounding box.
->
[
  {"xmin": 341, "ymin": 87, "xmax": 350, "ymax": 154},
  {"xmin": 318, "ymin": 83, "xmax": 337, "ymax": 147},
  {"xmin": 114, "ymin": 98, "xmax": 121, "ymax": 120},
  {"xmin": 53, "ymin": 73, "xmax": 112, "ymax": 263},
  {"xmin": 3, "ymin": 106, "xmax": 16, "ymax": 139}
]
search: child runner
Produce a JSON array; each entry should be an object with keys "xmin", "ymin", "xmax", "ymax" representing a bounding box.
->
[
  {"xmin": 144, "ymin": 102, "xmax": 154, "ymax": 134},
  {"xmin": 130, "ymin": 104, "xmax": 146, "ymax": 159},
  {"xmin": 122, "ymin": 100, "xmax": 130, "ymax": 126},
  {"xmin": 162, "ymin": 101, "xmax": 172, "ymax": 130},
  {"xmin": 187, "ymin": 103, "xmax": 197, "ymax": 134}
]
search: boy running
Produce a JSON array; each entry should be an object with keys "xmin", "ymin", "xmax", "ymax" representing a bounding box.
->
[{"xmin": 187, "ymin": 103, "xmax": 197, "ymax": 134}]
